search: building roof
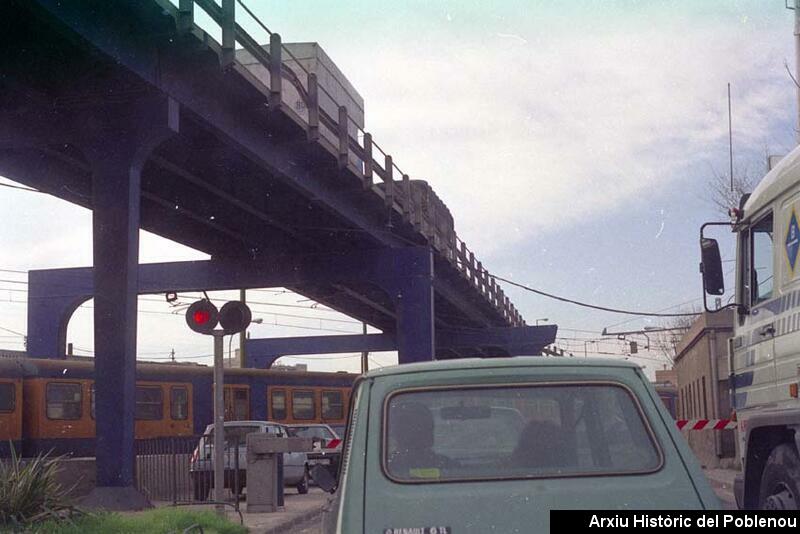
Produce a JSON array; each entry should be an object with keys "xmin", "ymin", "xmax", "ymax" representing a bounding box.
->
[{"xmin": 674, "ymin": 310, "xmax": 734, "ymax": 363}]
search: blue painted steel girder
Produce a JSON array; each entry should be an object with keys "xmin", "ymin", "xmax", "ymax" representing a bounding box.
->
[
  {"xmin": 244, "ymin": 325, "xmax": 557, "ymax": 368},
  {"xmin": 27, "ymin": 246, "xmax": 434, "ymax": 362}
]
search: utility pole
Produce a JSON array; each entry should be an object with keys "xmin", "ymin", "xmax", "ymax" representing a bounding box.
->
[
  {"xmin": 360, "ymin": 322, "xmax": 368, "ymax": 374},
  {"xmin": 170, "ymin": 348, "xmax": 175, "ymax": 363}
]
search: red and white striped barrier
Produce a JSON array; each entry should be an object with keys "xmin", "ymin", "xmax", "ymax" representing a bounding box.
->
[{"xmin": 676, "ymin": 419, "xmax": 737, "ymax": 431}]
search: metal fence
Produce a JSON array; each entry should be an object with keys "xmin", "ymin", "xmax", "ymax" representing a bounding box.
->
[{"xmin": 135, "ymin": 435, "xmax": 241, "ymax": 509}]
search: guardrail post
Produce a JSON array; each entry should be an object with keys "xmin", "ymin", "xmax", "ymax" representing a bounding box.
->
[
  {"xmin": 269, "ymin": 33, "xmax": 282, "ymax": 110},
  {"xmin": 469, "ymin": 252, "xmax": 476, "ymax": 285},
  {"xmin": 338, "ymin": 106, "xmax": 349, "ymax": 169},
  {"xmin": 307, "ymin": 72, "xmax": 319, "ymax": 141},
  {"xmin": 476, "ymin": 261, "xmax": 484, "ymax": 294},
  {"xmin": 178, "ymin": 0, "xmax": 194, "ymax": 33},
  {"xmin": 384, "ymin": 155, "xmax": 394, "ymax": 208},
  {"xmin": 221, "ymin": 0, "xmax": 235, "ymax": 67},
  {"xmin": 402, "ymin": 174, "xmax": 411, "ymax": 222},
  {"xmin": 363, "ymin": 133, "xmax": 373, "ymax": 189},
  {"xmin": 459, "ymin": 241, "xmax": 467, "ymax": 274}
]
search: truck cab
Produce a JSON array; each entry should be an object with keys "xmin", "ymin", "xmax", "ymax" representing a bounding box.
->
[{"xmin": 701, "ymin": 147, "xmax": 800, "ymax": 509}]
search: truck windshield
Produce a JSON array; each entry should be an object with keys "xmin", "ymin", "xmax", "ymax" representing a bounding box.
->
[{"xmin": 384, "ymin": 383, "xmax": 661, "ymax": 482}]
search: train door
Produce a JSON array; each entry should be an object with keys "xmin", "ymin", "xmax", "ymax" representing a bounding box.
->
[{"xmin": 224, "ymin": 385, "xmax": 250, "ymax": 420}]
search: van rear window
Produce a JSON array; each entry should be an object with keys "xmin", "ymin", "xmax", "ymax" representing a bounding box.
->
[{"xmin": 384, "ymin": 383, "xmax": 661, "ymax": 483}]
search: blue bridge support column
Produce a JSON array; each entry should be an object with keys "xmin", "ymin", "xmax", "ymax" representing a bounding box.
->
[
  {"xmin": 394, "ymin": 265, "xmax": 435, "ymax": 364},
  {"xmin": 80, "ymin": 98, "xmax": 177, "ymax": 510}
]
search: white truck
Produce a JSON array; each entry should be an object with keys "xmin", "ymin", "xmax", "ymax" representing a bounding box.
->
[{"xmin": 700, "ymin": 147, "xmax": 800, "ymax": 509}]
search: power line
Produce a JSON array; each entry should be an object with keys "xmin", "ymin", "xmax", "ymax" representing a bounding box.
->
[
  {"xmin": 0, "ymin": 324, "xmax": 25, "ymax": 337},
  {"xmin": 491, "ymin": 275, "xmax": 701, "ymax": 318}
]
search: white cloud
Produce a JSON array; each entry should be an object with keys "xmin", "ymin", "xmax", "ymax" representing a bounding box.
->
[{"xmin": 342, "ymin": 14, "xmax": 793, "ymax": 253}]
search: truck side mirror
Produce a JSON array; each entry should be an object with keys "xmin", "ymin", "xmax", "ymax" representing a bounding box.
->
[{"xmin": 700, "ymin": 238, "xmax": 725, "ymax": 295}]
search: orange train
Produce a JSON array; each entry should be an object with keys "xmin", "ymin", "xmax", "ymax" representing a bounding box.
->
[{"xmin": 0, "ymin": 357, "xmax": 356, "ymax": 457}]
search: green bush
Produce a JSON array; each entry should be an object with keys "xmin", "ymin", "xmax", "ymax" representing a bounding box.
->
[{"xmin": 0, "ymin": 445, "xmax": 76, "ymax": 530}]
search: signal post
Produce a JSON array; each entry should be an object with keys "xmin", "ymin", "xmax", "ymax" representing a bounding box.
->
[{"xmin": 186, "ymin": 299, "xmax": 252, "ymax": 514}]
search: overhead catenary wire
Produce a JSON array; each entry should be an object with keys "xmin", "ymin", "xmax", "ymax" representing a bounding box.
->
[{"xmin": 490, "ymin": 274, "xmax": 701, "ymax": 318}]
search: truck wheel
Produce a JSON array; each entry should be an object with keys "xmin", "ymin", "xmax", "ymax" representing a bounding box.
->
[
  {"xmin": 297, "ymin": 468, "xmax": 309, "ymax": 495},
  {"xmin": 758, "ymin": 443, "xmax": 800, "ymax": 510}
]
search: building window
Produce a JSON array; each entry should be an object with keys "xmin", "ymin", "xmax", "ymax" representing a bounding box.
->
[
  {"xmin": 271, "ymin": 389, "xmax": 286, "ymax": 420},
  {"xmin": 702, "ymin": 377, "xmax": 708, "ymax": 420},
  {"xmin": 292, "ymin": 390, "xmax": 316, "ymax": 420},
  {"xmin": 136, "ymin": 386, "xmax": 164, "ymax": 420},
  {"xmin": 0, "ymin": 382, "xmax": 14, "ymax": 413},
  {"xmin": 171, "ymin": 386, "xmax": 189, "ymax": 420},
  {"xmin": 46, "ymin": 382, "xmax": 82, "ymax": 420},
  {"xmin": 322, "ymin": 390, "xmax": 344, "ymax": 420}
]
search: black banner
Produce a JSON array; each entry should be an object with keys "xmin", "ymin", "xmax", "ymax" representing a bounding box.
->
[{"xmin": 551, "ymin": 511, "xmax": 800, "ymax": 532}]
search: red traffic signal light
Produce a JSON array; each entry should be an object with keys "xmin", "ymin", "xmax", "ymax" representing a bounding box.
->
[
  {"xmin": 219, "ymin": 301, "xmax": 252, "ymax": 335},
  {"xmin": 186, "ymin": 300, "xmax": 219, "ymax": 334}
]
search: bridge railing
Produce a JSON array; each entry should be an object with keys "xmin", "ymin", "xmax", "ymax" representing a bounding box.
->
[{"xmin": 178, "ymin": 0, "xmax": 523, "ymax": 326}]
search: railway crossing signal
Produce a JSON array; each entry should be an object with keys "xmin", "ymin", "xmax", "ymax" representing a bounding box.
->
[
  {"xmin": 185, "ymin": 299, "xmax": 252, "ymax": 335},
  {"xmin": 185, "ymin": 300, "xmax": 219, "ymax": 335},
  {"xmin": 183, "ymin": 297, "xmax": 253, "ymax": 513},
  {"xmin": 219, "ymin": 301, "xmax": 252, "ymax": 335}
]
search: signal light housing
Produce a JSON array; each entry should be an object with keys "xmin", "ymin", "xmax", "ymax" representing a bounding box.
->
[
  {"xmin": 185, "ymin": 300, "xmax": 219, "ymax": 334},
  {"xmin": 218, "ymin": 301, "xmax": 252, "ymax": 335}
]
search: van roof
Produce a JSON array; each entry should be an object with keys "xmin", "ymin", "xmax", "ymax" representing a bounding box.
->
[
  {"xmin": 364, "ymin": 356, "xmax": 640, "ymax": 378},
  {"xmin": 744, "ymin": 144, "xmax": 800, "ymax": 217}
]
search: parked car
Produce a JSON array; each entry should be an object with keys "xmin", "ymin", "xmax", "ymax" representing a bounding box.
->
[
  {"xmin": 313, "ymin": 357, "xmax": 720, "ymax": 533},
  {"xmin": 289, "ymin": 423, "xmax": 343, "ymax": 475},
  {"xmin": 189, "ymin": 420, "xmax": 310, "ymax": 500}
]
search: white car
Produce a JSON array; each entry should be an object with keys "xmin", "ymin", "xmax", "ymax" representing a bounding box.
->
[{"xmin": 189, "ymin": 420, "xmax": 310, "ymax": 500}]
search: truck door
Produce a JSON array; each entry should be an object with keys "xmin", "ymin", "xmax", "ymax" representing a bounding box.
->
[
  {"xmin": 734, "ymin": 211, "xmax": 777, "ymax": 410},
  {"xmin": 773, "ymin": 196, "xmax": 800, "ymax": 407}
]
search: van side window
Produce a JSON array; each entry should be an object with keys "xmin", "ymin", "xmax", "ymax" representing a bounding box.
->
[
  {"xmin": 0, "ymin": 382, "xmax": 15, "ymax": 412},
  {"xmin": 750, "ymin": 213, "xmax": 774, "ymax": 305},
  {"xmin": 46, "ymin": 382, "xmax": 82, "ymax": 420}
]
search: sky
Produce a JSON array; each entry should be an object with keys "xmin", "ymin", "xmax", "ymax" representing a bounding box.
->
[{"xmin": 0, "ymin": 0, "xmax": 798, "ymax": 377}]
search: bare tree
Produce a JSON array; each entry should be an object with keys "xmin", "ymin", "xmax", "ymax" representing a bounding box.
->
[
  {"xmin": 650, "ymin": 308, "xmax": 700, "ymax": 365},
  {"xmin": 705, "ymin": 161, "xmax": 762, "ymax": 218}
]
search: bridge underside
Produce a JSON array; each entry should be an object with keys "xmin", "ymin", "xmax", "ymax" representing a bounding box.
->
[{"xmin": 0, "ymin": 0, "xmax": 545, "ymax": 507}]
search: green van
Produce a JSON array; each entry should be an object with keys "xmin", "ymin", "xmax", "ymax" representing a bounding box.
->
[{"xmin": 312, "ymin": 357, "xmax": 719, "ymax": 533}]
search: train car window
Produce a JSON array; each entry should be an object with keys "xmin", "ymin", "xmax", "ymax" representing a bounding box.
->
[
  {"xmin": 322, "ymin": 390, "xmax": 344, "ymax": 420},
  {"xmin": 271, "ymin": 389, "xmax": 287, "ymax": 420},
  {"xmin": 292, "ymin": 389, "xmax": 316, "ymax": 420},
  {"xmin": 135, "ymin": 386, "xmax": 164, "ymax": 420},
  {"xmin": 271, "ymin": 390, "xmax": 287, "ymax": 420},
  {"xmin": 0, "ymin": 382, "xmax": 14, "ymax": 412},
  {"xmin": 171, "ymin": 387, "xmax": 189, "ymax": 420},
  {"xmin": 46, "ymin": 382, "xmax": 82, "ymax": 420}
]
